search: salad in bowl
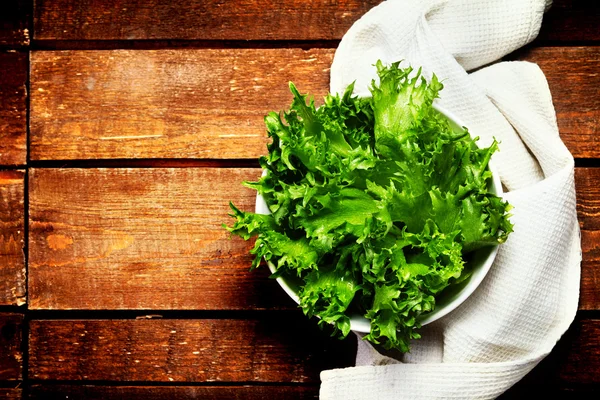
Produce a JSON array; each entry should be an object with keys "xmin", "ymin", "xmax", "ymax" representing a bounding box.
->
[{"xmin": 227, "ymin": 61, "xmax": 513, "ymax": 352}]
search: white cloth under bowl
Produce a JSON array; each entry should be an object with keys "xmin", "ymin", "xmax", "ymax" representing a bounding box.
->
[{"xmin": 320, "ymin": 0, "xmax": 581, "ymax": 399}]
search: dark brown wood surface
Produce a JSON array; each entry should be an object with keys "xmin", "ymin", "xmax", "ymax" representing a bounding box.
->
[
  {"xmin": 30, "ymin": 47, "xmax": 599, "ymax": 160},
  {"xmin": 581, "ymin": 230, "xmax": 599, "ymax": 311},
  {"xmin": 0, "ymin": 313, "xmax": 23, "ymax": 380},
  {"xmin": 577, "ymin": 168, "xmax": 600, "ymax": 232},
  {"xmin": 31, "ymin": 0, "xmax": 600, "ymax": 43},
  {"xmin": 27, "ymin": 167, "xmax": 600, "ymax": 311},
  {"xmin": 513, "ymin": 47, "xmax": 600, "ymax": 159},
  {"xmin": 558, "ymin": 319, "xmax": 600, "ymax": 384},
  {"xmin": 0, "ymin": 51, "xmax": 27, "ymax": 166},
  {"xmin": 538, "ymin": 0, "xmax": 600, "ymax": 42},
  {"xmin": 33, "ymin": 0, "xmax": 382, "ymax": 41},
  {"xmin": 28, "ymin": 167, "xmax": 299, "ymax": 310},
  {"xmin": 577, "ymin": 168, "xmax": 600, "ymax": 310},
  {"xmin": 24, "ymin": 318, "xmax": 600, "ymax": 387},
  {"xmin": 30, "ymin": 49, "xmax": 332, "ymax": 160},
  {"xmin": 24, "ymin": 384, "xmax": 598, "ymax": 400},
  {"xmin": 0, "ymin": 0, "xmax": 30, "ymax": 47},
  {"xmin": 29, "ymin": 317, "xmax": 356, "ymax": 382},
  {"xmin": 0, "ymin": 388, "xmax": 22, "ymax": 400},
  {"xmin": 0, "ymin": 0, "xmax": 598, "ymax": 398},
  {"xmin": 0, "ymin": 170, "xmax": 26, "ymax": 306},
  {"xmin": 28, "ymin": 385, "xmax": 318, "ymax": 400}
]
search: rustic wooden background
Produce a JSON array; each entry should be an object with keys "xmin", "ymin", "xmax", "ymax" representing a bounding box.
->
[{"xmin": 0, "ymin": 0, "xmax": 599, "ymax": 398}]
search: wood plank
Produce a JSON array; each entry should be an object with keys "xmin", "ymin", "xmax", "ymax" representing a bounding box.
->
[
  {"xmin": 31, "ymin": 47, "xmax": 599, "ymax": 160},
  {"xmin": 0, "ymin": 0, "xmax": 30, "ymax": 47},
  {"xmin": 559, "ymin": 319, "xmax": 600, "ymax": 384},
  {"xmin": 24, "ymin": 383, "xmax": 600, "ymax": 400},
  {"xmin": 515, "ymin": 47, "xmax": 600, "ymax": 159},
  {"xmin": 0, "ymin": 313, "xmax": 23, "ymax": 380},
  {"xmin": 26, "ymin": 318, "xmax": 600, "ymax": 386},
  {"xmin": 576, "ymin": 168, "xmax": 600, "ymax": 232},
  {"xmin": 32, "ymin": 0, "xmax": 600, "ymax": 43},
  {"xmin": 576, "ymin": 168, "xmax": 600, "ymax": 311},
  {"xmin": 581, "ymin": 230, "xmax": 600, "ymax": 311},
  {"xmin": 29, "ymin": 385, "xmax": 563, "ymax": 400},
  {"xmin": 28, "ymin": 167, "xmax": 600, "ymax": 311},
  {"xmin": 538, "ymin": 0, "xmax": 600, "ymax": 43},
  {"xmin": 28, "ymin": 167, "xmax": 296, "ymax": 310},
  {"xmin": 30, "ymin": 49, "xmax": 332, "ymax": 160},
  {"xmin": 0, "ymin": 51, "xmax": 27, "ymax": 165},
  {"xmin": 0, "ymin": 170, "xmax": 26, "ymax": 306},
  {"xmin": 0, "ymin": 388, "xmax": 21, "ymax": 400},
  {"xmin": 29, "ymin": 385, "xmax": 317, "ymax": 399},
  {"xmin": 33, "ymin": 0, "xmax": 381, "ymax": 41},
  {"xmin": 28, "ymin": 318, "xmax": 356, "ymax": 382}
]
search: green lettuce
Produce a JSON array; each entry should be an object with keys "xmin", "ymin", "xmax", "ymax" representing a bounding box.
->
[{"xmin": 227, "ymin": 61, "xmax": 513, "ymax": 352}]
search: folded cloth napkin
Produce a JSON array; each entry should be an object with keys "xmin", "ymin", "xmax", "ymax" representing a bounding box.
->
[{"xmin": 321, "ymin": 0, "xmax": 581, "ymax": 398}]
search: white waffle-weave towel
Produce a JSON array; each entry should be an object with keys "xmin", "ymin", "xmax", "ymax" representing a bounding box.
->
[{"xmin": 321, "ymin": 0, "xmax": 581, "ymax": 399}]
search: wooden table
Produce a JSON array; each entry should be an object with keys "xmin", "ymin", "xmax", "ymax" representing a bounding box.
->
[{"xmin": 0, "ymin": 1, "xmax": 598, "ymax": 398}]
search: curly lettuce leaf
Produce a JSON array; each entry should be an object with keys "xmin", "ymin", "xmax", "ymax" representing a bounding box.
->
[{"xmin": 226, "ymin": 61, "xmax": 513, "ymax": 352}]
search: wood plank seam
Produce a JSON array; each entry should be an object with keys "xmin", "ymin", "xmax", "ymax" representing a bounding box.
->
[{"xmin": 29, "ymin": 48, "xmax": 600, "ymax": 160}]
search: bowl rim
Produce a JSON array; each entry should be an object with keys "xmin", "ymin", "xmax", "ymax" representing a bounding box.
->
[{"xmin": 255, "ymin": 104, "xmax": 502, "ymax": 332}]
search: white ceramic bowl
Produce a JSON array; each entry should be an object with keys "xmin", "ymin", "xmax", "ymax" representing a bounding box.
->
[{"xmin": 255, "ymin": 105, "xmax": 501, "ymax": 332}]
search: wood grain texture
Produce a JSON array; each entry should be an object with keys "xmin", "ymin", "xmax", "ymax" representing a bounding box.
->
[
  {"xmin": 31, "ymin": 0, "xmax": 600, "ymax": 43},
  {"xmin": 26, "ymin": 318, "xmax": 600, "ymax": 386},
  {"xmin": 25, "ymin": 384, "xmax": 600, "ymax": 400},
  {"xmin": 576, "ymin": 168, "xmax": 600, "ymax": 310},
  {"xmin": 515, "ymin": 47, "xmax": 600, "ymax": 159},
  {"xmin": 0, "ymin": 0, "xmax": 30, "ymax": 46},
  {"xmin": 579, "ymin": 231, "xmax": 600, "ymax": 310},
  {"xmin": 28, "ymin": 385, "xmax": 318, "ymax": 399},
  {"xmin": 581, "ymin": 230, "xmax": 599, "ymax": 311},
  {"xmin": 0, "ymin": 388, "xmax": 21, "ymax": 400},
  {"xmin": 31, "ymin": 47, "xmax": 599, "ymax": 160},
  {"xmin": 28, "ymin": 167, "xmax": 298, "ymax": 310},
  {"xmin": 0, "ymin": 170, "xmax": 26, "ymax": 306},
  {"xmin": 27, "ymin": 167, "xmax": 600, "ymax": 311},
  {"xmin": 33, "ymin": 0, "xmax": 381, "ymax": 41},
  {"xmin": 29, "ymin": 318, "xmax": 356, "ymax": 382},
  {"xmin": 0, "ymin": 313, "xmax": 23, "ymax": 380},
  {"xmin": 538, "ymin": 0, "xmax": 600, "ymax": 43},
  {"xmin": 559, "ymin": 319, "xmax": 600, "ymax": 384},
  {"xmin": 30, "ymin": 49, "xmax": 332, "ymax": 160},
  {"xmin": 0, "ymin": 51, "xmax": 27, "ymax": 165},
  {"xmin": 576, "ymin": 168, "xmax": 600, "ymax": 232}
]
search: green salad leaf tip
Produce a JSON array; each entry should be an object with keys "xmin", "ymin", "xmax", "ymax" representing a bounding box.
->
[{"xmin": 226, "ymin": 60, "xmax": 513, "ymax": 352}]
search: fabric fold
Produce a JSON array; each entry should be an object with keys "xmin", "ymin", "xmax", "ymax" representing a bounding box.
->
[{"xmin": 322, "ymin": 0, "xmax": 580, "ymax": 398}]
